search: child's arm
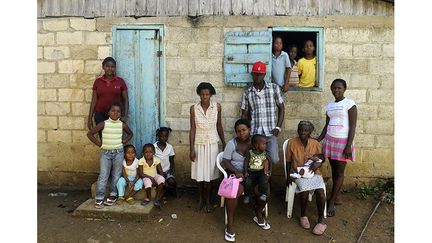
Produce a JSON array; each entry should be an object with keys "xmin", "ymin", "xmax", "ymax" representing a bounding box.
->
[
  {"xmin": 216, "ymin": 103, "xmax": 226, "ymax": 148},
  {"xmin": 122, "ymin": 123, "xmax": 133, "ymax": 144},
  {"xmin": 156, "ymin": 163, "xmax": 164, "ymax": 176},
  {"xmin": 132, "ymin": 168, "xmax": 140, "ymax": 184},
  {"xmin": 282, "ymin": 67, "xmax": 292, "ymax": 92},
  {"xmin": 121, "ymin": 167, "xmax": 129, "ymax": 183},
  {"xmin": 138, "ymin": 165, "xmax": 145, "ymax": 179},
  {"xmin": 86, "ymin": 122, "xmax": 105, "ymax": 147},
  {"xmin": 169, "ymin": 155, "xmax": 175, "ymax": 172},
  {"xmin": 264, "ymin": 155, "xmax": 271, "ymax": 176},
  {"xmin": 317, "ymin": 115, "xmax": 330, "ymax": 141}
]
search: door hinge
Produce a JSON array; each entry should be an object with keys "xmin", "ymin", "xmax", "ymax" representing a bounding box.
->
[{"xmin": 156, "ymin": 51, "xmax": 162, "ymax": 57}]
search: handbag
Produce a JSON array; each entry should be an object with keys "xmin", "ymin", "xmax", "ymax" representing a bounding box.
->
[{"xmin": 218, "ymin": 174, "xmax": 243, "ymax": 199}]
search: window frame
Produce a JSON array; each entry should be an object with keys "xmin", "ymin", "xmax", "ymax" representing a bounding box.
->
[{"xmin": 270, "ymin": 27, "xmax": 325, "ymax": 92}]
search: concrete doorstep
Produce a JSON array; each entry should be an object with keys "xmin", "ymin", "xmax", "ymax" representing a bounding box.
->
[{"xmin": 73, "ymin": 182, "xmax": 157, "ymax": 220}]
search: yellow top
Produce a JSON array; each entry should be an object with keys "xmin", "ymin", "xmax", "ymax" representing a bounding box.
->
[
  {"xmin": 138, "ymin": 157, "xmax": 161, "ymax": 177},
  {"xmin": 298, "ymin": 57, "xmax": 316, "ymax": 88}
]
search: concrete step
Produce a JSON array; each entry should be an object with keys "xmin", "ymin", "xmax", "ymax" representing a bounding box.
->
[
  {"xmin": 73, "ymin": 198, "xmax": 154, "ymax": 220},
  {"xmin": 91, "ymin": 182, "xmax": 155, "ymax": 200}
]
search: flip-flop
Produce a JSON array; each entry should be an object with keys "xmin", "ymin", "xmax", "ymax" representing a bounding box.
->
[
  {"xmin": 253, "ymin": 216, "xmax": 271, "ymax": 230},
  {"xmin": 299, "ymin": 216, "xmax": 310, "ymax": 229},
  {"xmin": 224, "ymin": 228, "xmax": 235, "ymax": 242},
  {"xmin": 312, "ymin": 223, "xmax": 327, "ymax": 235},
  {"xmin": 141, "ymin": 198, "xmax": 151, "ymax": 206},
  {"xmin": 126, "ymin": 197, "xmax": 135, "ymax": 204}
]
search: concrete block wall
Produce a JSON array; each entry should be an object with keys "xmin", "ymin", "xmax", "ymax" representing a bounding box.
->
[{"xmin": 37, "ymin": 16, "xmax": 393, "ymax": 188}]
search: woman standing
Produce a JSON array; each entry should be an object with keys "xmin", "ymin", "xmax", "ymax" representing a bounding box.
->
[
  {"xmin": 87, "ymin": 57, "xmax": 129, "ymax": 135},
  {"xmin": 190, "ymin": 82, "xmax": 225, "ymax": 213},
  {"xmin": 318, "ymin": 79, "xmax": 357, "ymax": 217}
]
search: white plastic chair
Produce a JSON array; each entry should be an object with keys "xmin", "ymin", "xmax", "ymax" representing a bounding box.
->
[
  {"xmin": 216, "ymin": 152, "xmax": 268, "ymax": 225},
  {"xmin": 282, "ymin": 139, "xmax": 327, "ymax": 219}
]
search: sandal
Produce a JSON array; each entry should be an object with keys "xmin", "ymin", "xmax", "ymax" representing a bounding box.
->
[
  {"xmin": 153, "ymin": 199, "xmax": 161, "ymax": 208},
  {"xmin": 126, "ymin": 197, "xmax": 135, "ymax": 204},
  {"xmin": 299, "ymin": 216, "xmax": 310, "ymax": 229},
  {"xmin": 312, "ymin": 223, "xmax": 327, "ymax": 235},
  {"xmin": 141, "ymin": 198, "xmax": 151, "ymax": 206},
  {"xmin": 252, "ymin": 216, "xmax": 271, "ymax": 230},
  {"xmin": 224, "ymin": 228, "xmax": 235, "ymax": 242},
  {"xmin": 117, "ymin": 196, "xmax": 125, "ymax": 205}
]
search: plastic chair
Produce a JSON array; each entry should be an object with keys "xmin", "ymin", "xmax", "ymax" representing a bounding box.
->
[
  {"xmin": 216, "ymin": 152, "xmax": 268, "ymax": 225},
  {"xmin": 282, "ymin": 139, "xmax": 327, "ymax": 219}
]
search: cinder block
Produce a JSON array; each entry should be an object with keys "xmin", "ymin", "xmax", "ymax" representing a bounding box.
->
[
  {"xmin": 350, "ymin": 74, "xmax": 380, "ymax": 88},
  {"xmin": 223, "ymin": 102, "xmax": 241, "ymax": 117},
  {"xmin": 344, "ymin": 89, "xmax": 366, "ymax": 103},
  {"xmin": 97, "ymin": 46, "xmax": 111, "ymax": 59},
  {"xmin": 357, "ymin": 104, "xmax": 378, "ymax": 119},
  {"xmin": 38, "ymin": 75, "xmax": 45, "ymax": 88},
  {"xmin": 57, "ymin": 32, "xmax": 83, "ymax": 45},
  {"xmin": 376, "ymin": 135, "xmax": 394, "ymax": 148},
  {"xmin": 370, "ymin": 28, "xmax": 394, "ymax": 43},
  {"xmin": 368, "ymin": 90, "xmax": 393, "ymax": 104},
  {"xmin": 324, "ymin": 28, "xmax": 340, "ymax": 42},
  {"xmin": 341, "ymin": 28, "xmax": 371, "ymax": 43},
  {"xmin": 166, "ymin": 118, "xmax": 190, "ymax": 131},
  {"xmin": 38, "ymin": 130, "xmax": 46, "ymax": 142},
  {"xmin": 165, "ymin": 43, "xmax": 179, "ymax": 57},
  {"xmin": 365, "ymin": 120, "xmax": 394, "ymax": 135},
  {"xmin": 85, "ymin": 89, "xmax": 94, "ymax": 102},
  {"xmin": 59, "ymin": 116, "xmax": 85, "ymax": 130},
  {"xmin": 369, "ymin": 58, "xmax": 393, "ymax": 74},
  {"xmin": 377, "ymin": 105, "xmax": 394, "ymax": 119},
  {"xmin": 70, "ymin": 18, "xmax": 96, "ymax": 31},
  {"xmin": 45, "ymin": 102, "xmax": 71, "ymax": 115},
  {"xmin": 382, "ymin": 44, "xmax": 394, "ymax": 57},
  {"xmin": 72, "ymin": 131, "xmax": 90, "ymax": 143},
  {"xmin": 85, "ymin": 32, "xmax": 110, "ymax": 45},
  {"xmin": 38, "ymin": 33, "xmax": 55, "ymax": 46},
  {"xmin": 58, "ymin": 89, "xmax": 85, "ymax": 101},
  {"xmin": 38, "ymin": 61, "xmax": 56, "ymax": 74},
  {"xmin": 353, "ymin": 44, "xmax": 381, "ymax": 57},
  {"xmin": 38, "ymin": 102, "xmax": 45, "ymax": 115},
  {"xmin": 207, "ymin": 43, "xmax": 224, "ymax": 57},
  {"xmin": 70, "ymin": 74, "xmax": 95, "ymax": 88},
  {"xmin": 379, "ymin": 74, "xmax": 394, "ymax": 89},
  {"xmin": 178, "ymin": 43, "xmax": 208, "ymax": 57},
  {"xmin": 38, "ymin": 116, "xmax": 58, "ymax": 129},
  {"xmin": 38, "ymin": 47, "xmax": 43, "ymax": 60},
  {"xmin": 48, "ymin": 130, "xmax": 72, "ymax": 143},
  {"xmin": 354, "ymin": 134, "xmax": 375, "ymax": 148},
  {"xmin": 361, "ymin": 148, "xmax": 393, "ymax": 165},
  {"xmin": 338, "ymin": 59, "xmax": 368, "ymax": 74},
  {"xmin": 325, "ymin": 43, "xmax": 352, "ymax": 58},
  {"xmin": 58, "ymin": 60, "xmax": 84, "ymax": 74},
  {"xmin": 166, "ymin": 57, "xmax": 193, "ymax": 72},
  {"xmin": 71, "ymin": 102, "xmax": 90, "ymax": 116},
  {"xmin": 325, "ymin": 58, "xmax": 339, "ymax": 73},
  {"xmin": 45, "ymin": 74, "xmax": 70, "ymax": 88},
  {"xmin": 165, "ymin": 27, "xmax": 193, "ymax": 43},
  {"xmin": 70, "ymin": 45, "xmax": 98, "ymax": 60},
  {"xmin": 43, "ymin": 19, "xmax": 69, "ymax": 31},
  {"xmin": 38, "ymin": 89, "xmax": 57, "ymax": 101},
  {"xmin": 85, "ymin": 60, "xmax": 103, "ymax": 74},
  {"xmin": 194, "ymin": 58, "xmax": 222, "ymax": 72},
  {"xmin": 44, "ymin": 46, "xmax": 70, "ymax": 60}
]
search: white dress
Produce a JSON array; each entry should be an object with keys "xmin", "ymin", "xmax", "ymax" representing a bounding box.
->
[{"xmin": 191, "ymin": 101, "xmax": 220, "ymax": 182}]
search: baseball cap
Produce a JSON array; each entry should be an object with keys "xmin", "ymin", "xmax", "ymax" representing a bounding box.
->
[{"xmin": 252, "ymin": 61, "xmax": 266, "ymax": 74}]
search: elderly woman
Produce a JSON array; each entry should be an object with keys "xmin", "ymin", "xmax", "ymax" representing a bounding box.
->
[
  {"xmin": 286, "ymin": 121, "xmax": 327, "ymax": 235},
  {"xmin": 221, "ymin": 119, "xmax": 270, "ymax": 242}
]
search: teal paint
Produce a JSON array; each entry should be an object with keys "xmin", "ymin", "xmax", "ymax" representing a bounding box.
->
[
  {"xmin": 224, "ymin": 31, "xmax": 272, "ymax": 87},
  {"xmin": 112, "ymin": 25, "xmax": 165, "ymax": 156}
]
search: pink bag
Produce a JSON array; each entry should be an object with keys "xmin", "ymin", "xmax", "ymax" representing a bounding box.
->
[{"xmin": 218, "ymin": 175, "xmax": 243, "ymax": 199}]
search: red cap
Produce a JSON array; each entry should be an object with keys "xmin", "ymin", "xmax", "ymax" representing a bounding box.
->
[{"xmin": 252, "ymin": 61, "xmax": 266, "ymax": 74}]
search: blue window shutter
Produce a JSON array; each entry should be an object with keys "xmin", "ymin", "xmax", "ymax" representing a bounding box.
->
[{"xmin": 224, "ymin": 31, "xmax": 272, "ymax": 87}]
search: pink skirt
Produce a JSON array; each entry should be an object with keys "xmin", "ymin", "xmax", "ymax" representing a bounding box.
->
[{"xmin": 322, "ymin": 134, "xmax": 355, "ymax": 162}]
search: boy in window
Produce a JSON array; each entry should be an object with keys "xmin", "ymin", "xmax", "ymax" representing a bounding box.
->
[
  {"xmin": 271, "ymin": 36, "xmax": 291, "ymax": 93},
  {"xmin": 298, "ymin": 40, "xmax": 317, "ymax": 88}
]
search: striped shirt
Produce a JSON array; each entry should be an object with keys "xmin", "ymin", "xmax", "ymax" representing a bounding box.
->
[
  {"xmin": 101, "ymin": 118, "xmax": 123, "ymax": 150},
  {"xmin": 241, "ymin": 82, "xmax": 284, "ymax": 136}
]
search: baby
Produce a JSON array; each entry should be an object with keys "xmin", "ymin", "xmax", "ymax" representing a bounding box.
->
[{"xmin": 290, "ymin": 155, "xmax": 322, "ymax": 179}]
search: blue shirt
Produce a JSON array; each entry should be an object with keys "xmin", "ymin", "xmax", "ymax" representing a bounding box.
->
[{"xmin": 271, "ymin": 51, "xmax": 291, "ymax": 87}]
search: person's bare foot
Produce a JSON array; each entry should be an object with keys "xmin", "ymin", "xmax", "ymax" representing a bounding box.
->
[
  {"xmin": 196, "ymin": 199, "xmax": 204, "ymax": 212},
  {"xmin": 205, "ymin": 202, "xmax": 213, "ymax": 213}
]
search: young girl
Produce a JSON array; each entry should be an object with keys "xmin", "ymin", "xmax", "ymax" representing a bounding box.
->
[
  {"xmin": 87, "ymin": 103, "xmax": 133, "ymax": 209},
  {"xmin": 318, "ymin": 79, "xmax": 357, "ymax": 217},
  {"xmin": 271, "ymin": 36, "xmax": 291, "ymax": 92},
  {"xmin": 243, "ymin": 134, "xmax": 271, "ymax": 204},
  {"xmin": 87, "ymin": 57, "xmax": 129, "ymax": 138},
  {"xmin": 190, "ymin": 82, "xmax": 225, "ymax": 213},
  {"xmin": 287, "ymin": 44, "xmax": 299, "ymax": 87},
  {"xmin": 138, "ymin": 143, "xmax": 165, "ymax": 208},
  {"xmin": 116, "ymin": 145, "xmax": 143, "ymax": 204},
  {"xmin": 298, "ymin": 40, "xmax": 317, "ymax": 88},
  {"xmin": 154, "ymin": 127, "xmax": 177, "ymax": 196}
]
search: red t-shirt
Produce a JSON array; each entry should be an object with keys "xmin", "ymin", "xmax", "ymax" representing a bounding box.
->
[{"xmin": 93, "ymin": 75, "xmax": 128, "ymax": 113}]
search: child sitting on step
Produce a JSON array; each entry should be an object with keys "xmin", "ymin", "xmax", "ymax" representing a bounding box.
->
[
  {"xmin": 116, "ymin": 144, "xmax": 143, "ymax": 204},
  {"xmin": 139, "ymin": 143, "xmax": 165, "ymax": 208}
]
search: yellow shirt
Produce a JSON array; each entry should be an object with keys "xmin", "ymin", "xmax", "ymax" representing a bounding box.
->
[
  {"xmin": 138, "ymin": 157, "xmax": 161, "ymax": 177},
  {"xmin": 298, "ymin": 57, "xmax": 316, "ymax": 88}
]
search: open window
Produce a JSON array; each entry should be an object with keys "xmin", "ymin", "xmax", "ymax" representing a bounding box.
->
[{"xmin": 223, "ymin": 27, "xmax": 324, "ymax": 91}]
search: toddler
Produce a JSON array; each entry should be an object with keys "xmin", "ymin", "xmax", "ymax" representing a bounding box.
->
[
  {"xmin": 116, "ymin": 145, "xmax": 143, "ymax": 204},
  {"xmin": 139, "ymin": 143, "xmax": 165, "ymax": 208}
]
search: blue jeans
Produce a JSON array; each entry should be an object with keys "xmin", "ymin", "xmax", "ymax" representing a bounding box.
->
[
  {"xmin": 266, "ymin": 135, "xmax": 279, "ymax": 164},
  {"xmin": 117, "ymin": 176, "xmax": 144, "ymax": 197},
  {"xmin": 245, "ymin": 170, "xmax": 269, "ymax": 197},
  {"xmin": 95, "ymin": 148, "xmax": 124, "ymax": 200}
]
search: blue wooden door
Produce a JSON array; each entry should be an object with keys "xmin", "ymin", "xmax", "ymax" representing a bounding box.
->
[
  {"xmin": 224, "ymin": 31, "xmax": 272, "ymax": 86},
  {"xmin": 113, "ymin": 28, "xmax": 161, "ymax": 157}
]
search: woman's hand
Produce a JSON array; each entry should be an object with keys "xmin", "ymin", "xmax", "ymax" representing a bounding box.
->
[
  {"xmin": 308, "ymin": 162, "xmax": 321, "ymax": 172},
  {"xmin": 271, "ymin": 128, "xmax": 280, "ymax": 137},
  {"xmin": 343, "ymin": 146, "xmax": 352, "ymax": 159},
  {"xmin": 286, "ymin": 176, "xmax": 294, "ymax": 186},
  {"xmin": 87, "ymin": 119, "xmax": 94, "ymax": 130},
  {"xmin": 234, "ymin": 172, "xmax": 244, "ymax": 179},
  {"xmin": 190, "ymin": 150, "xmax": 196, "ymax": 162}
]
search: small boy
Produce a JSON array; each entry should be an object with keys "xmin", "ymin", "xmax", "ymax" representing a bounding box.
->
[
  {"xmin": 243, "ymin": 134, "xmax": 271, "ymax": 204},
  {"xmin": 271, "ymin": 36, "xmax": 291, "ymax": 92},
  {"xmin": 298, "ymin": 40, "xmax": 317, "ymax": 88}
]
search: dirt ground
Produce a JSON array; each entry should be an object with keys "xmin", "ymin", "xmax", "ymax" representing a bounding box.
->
[{"xmin": 38, "ymin": 186, "xmax": 393, "ymax": 243}]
